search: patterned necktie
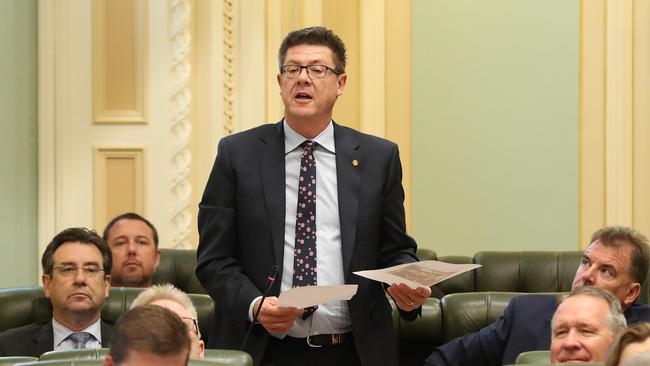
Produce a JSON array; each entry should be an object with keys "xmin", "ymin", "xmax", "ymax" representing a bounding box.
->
[
  {"xmin": 292, "ymin": 140, "xmax": 318, "ymax": 319},
  {"xmin": 68, "ymin": 332, "xmax": 92, "ymax": 349}
]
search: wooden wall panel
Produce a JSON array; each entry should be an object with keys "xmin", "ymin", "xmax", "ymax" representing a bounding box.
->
[
  {"xmin": 93, "ymin": 147, "xmax": 145, "ymax": 231},
  {"xmin": 92, "ymin": 0, "xmax": 148, "ymax": 124}
]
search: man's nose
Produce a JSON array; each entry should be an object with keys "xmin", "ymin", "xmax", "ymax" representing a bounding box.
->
[
  {"xmin": 296, "ymin": 67, "xmax": 312, "ymax": 83},
  {"xmin": 581, "ymin": 266, "xmax": 596, "ymax": 285},
  {"xmin": 73, "ymin": 268, "xmax": 88, "ymax": 284},
  {"xmin": 563, "ymin": 330, "xmax": 581, "ymax": 349},
  {"xmin": 127, "ymin": 241, "xmax": 137, "ymax": 253}
]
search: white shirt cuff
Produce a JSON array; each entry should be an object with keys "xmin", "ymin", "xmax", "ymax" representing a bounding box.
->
[{"xmin": 248, "ymin": 296, "xmax": 263, "ymax": 322}]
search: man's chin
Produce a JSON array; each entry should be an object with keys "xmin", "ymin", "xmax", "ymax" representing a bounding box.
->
[
  {"xmin": 558, "ymin": 357, "xmax": 591, "ymax": 363},
  {"xmin": 120, "ymin": 274, "xmax": 149, "ymax": 287}
]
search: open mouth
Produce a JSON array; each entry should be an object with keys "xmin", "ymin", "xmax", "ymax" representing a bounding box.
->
[{"xmin": 294, "ymin": 92, "xmax": 313, "ymax": 100}]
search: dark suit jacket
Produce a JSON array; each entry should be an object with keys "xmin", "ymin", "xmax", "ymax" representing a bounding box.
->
[
  {"xmin": 425, "ymin": 294, "xmax": 650, "ymax": 366},
  {"xmin": 0, "ymin": 320, "xmax": 112, "ymax": 357},
  {"xmin": 196, "ymin": 121, "xmax": 419, "ymax": 366}
]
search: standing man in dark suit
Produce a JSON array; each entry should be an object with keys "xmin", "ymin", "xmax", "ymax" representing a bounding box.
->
[
  {"xmin": 196, "ymin": 26, "xmax": 430, "ymax": 366},
  {"xmin": 425, "ymin": 226, "xmax": 650, "ymax": 366},
  {"xmin": 0, "ymin": 227, "xmax": 113, "ymax": 357}
]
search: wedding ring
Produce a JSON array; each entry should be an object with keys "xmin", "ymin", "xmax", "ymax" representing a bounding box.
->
[{"xmin": 407, "ymin": 301, "xmax": 414, "ymax": 306}]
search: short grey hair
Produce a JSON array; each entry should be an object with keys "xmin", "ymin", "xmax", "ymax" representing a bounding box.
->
[
  {"xmin": 131, "ymin": 283, "xmax": 200, "ymax": 337},
  {"xmin": 553, "ymin": 286, "xmax": 627, "ymax": 335}
]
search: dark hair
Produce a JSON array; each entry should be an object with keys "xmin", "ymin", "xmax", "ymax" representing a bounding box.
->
[
  {"xmin": 591, "ymin": 226, "xmax": 650, "ymax": 285},
  {"xmin": 41, "ymin": 227, "xmax": 112, "ymax": 275},
  {"xmin": 606, "ymin": 322, "xmax": 650, "ymax": 366},
  {"xmin": 108, "ymin": 305, "xmax": 191, "ymax": 365},
  {"xmin": 103, "ymin": 212, "xmax": 159, "ymax": 247},
  {"xmin": 278, "ymin": 26, "xmax": 347, "ymax": 72}
]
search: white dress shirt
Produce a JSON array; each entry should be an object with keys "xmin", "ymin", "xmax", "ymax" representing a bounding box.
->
[
  {"xmin": 248, "ymin": 121, "xmax": 352, "ymax": 338},
  {"xmin": 52, "ymin": 318, "xmax": 102, "ymax": 351},
  {"xmin": 281, "ymin": 120, "xmax": 351, "ymax": 338}
]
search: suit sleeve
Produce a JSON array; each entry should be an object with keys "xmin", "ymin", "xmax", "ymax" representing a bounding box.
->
[
  {"xmin": 379, "ymin": 144, "xmax": 421, "ymax": 320},
  {"xmin": 424, "ymin": 297, "xmax": 518, "ymax": 366},
  {"xmin": 195, "ymin": 138, "xmax": 262, "ymax": 327}
]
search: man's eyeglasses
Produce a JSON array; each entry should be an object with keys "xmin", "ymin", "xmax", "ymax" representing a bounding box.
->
[
  {"xmin": 51, "ymin": 265, "xmax": 105, "ymax": 278},
  {"xmin": 182, "ymin": 317, "xmax": 199, "ymax": 335},
  {"xmin": 280, "ymin": 65, "xmax": 341, "ymax": 80}
]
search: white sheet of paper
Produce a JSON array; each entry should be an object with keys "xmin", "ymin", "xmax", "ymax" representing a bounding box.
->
[
  {"xmin": 353, "ymin": 260, "xmax": 481, "ymax": 289},
  {"xmin": 277, "ymin": 284, "xmax": 358, "ymax": 309}
]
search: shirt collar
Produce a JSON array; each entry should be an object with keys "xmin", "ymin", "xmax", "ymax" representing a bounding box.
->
[
  {"xmin": 283, "ymin": 119, "xmax": 336, "ymax": 154},
  {"xmin": 52, "ymin": 317, "xmax": 102, "ymax": 347}
]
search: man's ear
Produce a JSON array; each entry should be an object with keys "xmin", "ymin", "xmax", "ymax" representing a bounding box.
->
[
  {"xmin": 198, "ymin": 339, "xmax": 206, "ymax": 360},
  {"xmin": 154, "ymin": 248, "xmax": 161, "ymax": 269},
  {"xmin": 623, "ymin": 282, "xmax": 641, "ymax": 308},
  {"xmin": 103, "ymin": 354, "xmax": 114, "ymax": 366},
  {"xmin": 336, "ymin": 73, "xmax": 347, "ymax": 96},
  {"xmin": 42, "ymin": 274, "xmax": 51, "ymax": 299}
]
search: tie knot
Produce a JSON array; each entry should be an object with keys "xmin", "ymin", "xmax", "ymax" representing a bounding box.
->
[
  {"xmin": 68, "ymin": 332, "xmax": 92, "ymax": 349},
  {"xmin": 301, "ymin": 140, "xmax": 316, "ymax": 153}
]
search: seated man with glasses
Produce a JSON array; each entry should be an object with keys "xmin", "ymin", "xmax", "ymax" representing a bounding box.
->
[
  {"xmin": 0, "ymin": 227, "xmax": 113, "ymax": 357},
  {"xmin": 130, "ymin": 283, "xmax": 205, "ymax": 359}
]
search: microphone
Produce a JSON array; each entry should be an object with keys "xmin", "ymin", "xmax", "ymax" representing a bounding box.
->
[{"xmin": 240, "ymin": 264, "xmax": 280, "ymax": 350}]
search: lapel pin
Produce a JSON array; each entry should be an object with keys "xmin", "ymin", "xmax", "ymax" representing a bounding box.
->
[{"xmin": 352, "ymin": 159, "xmax": 359, "ymax": 167}]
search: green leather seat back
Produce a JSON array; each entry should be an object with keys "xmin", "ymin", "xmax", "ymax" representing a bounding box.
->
[
  {"xmin": 40, "ymin": 349, "xmax": 108, "ymax": 361},
  {"xmin": 474, "ymin": 251, "xmax": 580, "ymax": 293},
  {"xmin": 441, "ymin": 292, "xmax": 525, "ymax": 342},
  {"xmin": 0, "ymin": 356, "xmax": 38, "ymax": 365},
  {"xmin": 154, "ymin": 249, "xmax": 207, "ymax": 294},
  {"xmin": 415, "ymin": 248, "xmax": 437, "ymax": 261},
  {"xmin": 515, "ymin": 350, "xmax": 550, "ymax": 364},
  {"xmin": 434, "ymin": 255, "xmax": 475, "ymax": 297},
  {"xmin": 0, "ymin": 287, "xmax": 52, "ymax": 331},
  {"xmin": 101, "ymin": 287, "xmax": 214, "ymax": 343}
]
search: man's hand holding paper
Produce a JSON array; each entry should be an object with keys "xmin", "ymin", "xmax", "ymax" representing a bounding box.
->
[{"xmin": 355, "ymin": 260, "xmax": 482, "ymax": 311}]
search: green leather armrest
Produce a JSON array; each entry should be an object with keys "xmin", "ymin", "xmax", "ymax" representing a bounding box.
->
[
  {"xmin": 0, "ymin": 357, "xmax": 38, "ymax": 365},
  {"xmin": 40, "ymin": 349, "xmax": 108, "ymax": 361},
  {"xmin": 515, "ymin": 350, "xmax": 550, "ymax": 364},
  {"xmin": 16, "ymin": 360, "xmax": 103, "ymax": 365},
  {"xmin": 203, "ymin": 349, "xmax": 253, "ymax": 366}
]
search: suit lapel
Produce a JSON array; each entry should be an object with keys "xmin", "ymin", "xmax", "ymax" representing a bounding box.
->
[
  {"xmin": 33, "ymin": 321, "xmax": 54, "ymax": 357},
  {"xmin": 333, "ymin": 123, "xmax": 361, "ymax": 275},
  {"xmin": 258, "ymin": 121, "xmax": 286, "ymax": 268},
  {"xmin": 100, "ymin": 321, "xmax": 112, "ymax": 347}
]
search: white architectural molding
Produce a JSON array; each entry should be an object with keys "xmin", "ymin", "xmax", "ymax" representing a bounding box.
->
[
  {"xmin": 605, "ymin": 0, "xmax": 633, "ymax": 225},
  {"xmin": 38, "ymin": 0, "xmax": 59, "ymax": 267},
  {"xmin": 223, "ymin": 0, "xmax": 236, "ymax": 134},
  {"xmin": 169, "ymin": 0, "xmax": 192, "ymax": 248}
]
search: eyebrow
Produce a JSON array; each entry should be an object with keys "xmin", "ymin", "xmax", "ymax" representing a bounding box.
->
[
  {"xmin": 56, "ymin": 261, "xmax": 101, "ymax": 267},
  {"xmin": 284, "ymin": 58, "xmax": 328, "ymax": 66}
]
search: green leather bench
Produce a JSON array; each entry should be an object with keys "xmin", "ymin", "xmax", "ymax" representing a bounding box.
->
[{"xmin": 39, "ymin": 348, "xmax": 252, "ymax": 366}]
